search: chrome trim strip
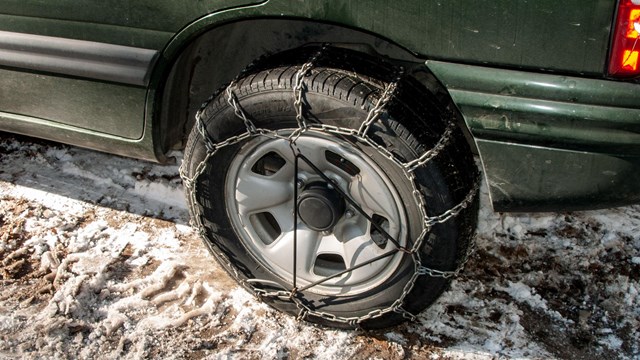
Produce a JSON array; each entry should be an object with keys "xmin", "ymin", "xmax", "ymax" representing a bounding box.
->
[{"xmin": 0, "ymin": 30, "xmax": 157, "ymax": 86}]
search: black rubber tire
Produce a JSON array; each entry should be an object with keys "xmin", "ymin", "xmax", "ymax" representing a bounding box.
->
[{"xmin": 183, "ymin": 54, "xmax": 478, "ymax": 329}]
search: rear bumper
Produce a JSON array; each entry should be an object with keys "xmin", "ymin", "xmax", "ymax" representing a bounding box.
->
[{"xmin": 427, "ymin": 61, "xmax": 640, "ymax": 212}]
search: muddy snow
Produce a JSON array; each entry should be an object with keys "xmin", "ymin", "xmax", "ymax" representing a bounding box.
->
[{"xmin": 0, "ymin": 133, "xmax": 638, "ymax": 359}]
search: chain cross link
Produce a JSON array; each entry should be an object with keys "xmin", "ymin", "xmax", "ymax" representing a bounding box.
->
[
  {"xmin": 290, "ymin": 45, "xmax": 327, "ymax": 143},
  {"xmin": 358, "ymin": 67, "xmax": 404, "ymax": 137},
  {"xmin": 226, "ymin": 82, "xmax": 258, "ymax": 134},
  {"xmin": 404, "ymin": 121, "xmax": 456, "ymax": 172}
]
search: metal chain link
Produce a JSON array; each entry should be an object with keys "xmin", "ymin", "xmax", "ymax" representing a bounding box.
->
[
  {"xmin": 417, "ymin": 242, "xmax": 477, "ymax": 279},
  {"xmin": 404, "ymin": 121, "xmax": 456, "ymax": 172},
  {"xmin": 290, "ymin": 45, "xmax": 327, "ymax": 143},
  {"xmin": 293, "ymin": 62, "xmax": 314, "ymax": 130},
  {"xmin": 226, "ymin": 83, "xmax": 258, "ymax": 134},
  {"xmin": 180, "ymin": 50, "xmax": 480, "ymax": 326},
  {"xmin": 358, "ymin": 66, "xmax": 404, "ymax": 137}
]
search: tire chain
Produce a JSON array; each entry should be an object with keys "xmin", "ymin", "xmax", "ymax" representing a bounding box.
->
[{"xmin": 180, "ymin": 49, "xmax": 480, "ymax": 326}]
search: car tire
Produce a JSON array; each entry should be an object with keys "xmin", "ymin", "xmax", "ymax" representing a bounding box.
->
[{"xmin": 182, "ymin": 55, "xmax": 478, "ymax": 329}]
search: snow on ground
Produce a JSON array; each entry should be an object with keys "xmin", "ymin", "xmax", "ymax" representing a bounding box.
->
[{"xmin": 0, "ymin": 133, "xmax": 638, "ymax": 359}]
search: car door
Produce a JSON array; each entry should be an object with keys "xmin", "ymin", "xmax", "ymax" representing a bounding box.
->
[{"xmin": 0, "ymin": 1, "xmax": 178, "ymax": 139}]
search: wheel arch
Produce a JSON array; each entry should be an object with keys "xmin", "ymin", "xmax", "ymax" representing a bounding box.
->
[{"xmin": 149, "ymin": 17, "xmax": 477, "ymax": 159}]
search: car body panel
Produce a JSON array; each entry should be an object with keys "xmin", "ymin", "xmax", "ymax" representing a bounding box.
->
[
  {"xmin": 0, "ymin": 30, "xmax": 158, "ymax": 86},
  {"xmin": 0, "ymin": 68, "xmax": 147, "ymax": 139},
  {"xmin": 427, "ymin": 61, "xmax": 640, "ymax": 155},
  {"xmin": 268, "ymin": 0, "xmax": 615, "ymax": 75},
  {"xmin": 2, "ymin": 0, "xmax": 615, "ymax": 76},
  {"xmin": 0, "ymin": 0, "xmax": 265, "ymax": 150},
  {"xmin": 0, "ymin": 0, "xmax": 639, "ymax": 211},
  {"xmin": 155, "ymin": 0, "xmax": 615, "ymax": 77},
  {"xmin": 428, "ymin": 60, "xmax": 640, "ymax": 210},
  {"xmin": 477, "ymin": 140, "xmax": 640, "ymax": 211},
  {"xmin": 0, "ymin": 0, "xmax": 265, "ymax": 47}
]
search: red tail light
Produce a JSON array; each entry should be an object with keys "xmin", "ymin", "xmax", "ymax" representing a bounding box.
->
[{"xmin": 609, "ymin": 0, "xmax": 640, "ymax": 77}]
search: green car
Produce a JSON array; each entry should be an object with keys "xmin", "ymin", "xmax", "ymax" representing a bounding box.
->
[{"xmin": 1, "ymin": 0, "xmax": 639, "ymax": 328}]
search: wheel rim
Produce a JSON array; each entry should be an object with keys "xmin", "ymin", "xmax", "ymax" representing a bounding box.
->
[{"xmin": 225, "ymin": 130, "xmax": 408, "ymax": 296}]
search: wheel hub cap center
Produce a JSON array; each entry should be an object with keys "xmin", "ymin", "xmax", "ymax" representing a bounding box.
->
[{"xmin": 297, "ymin": 182, "xmax": 346, "ymax": 232}]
